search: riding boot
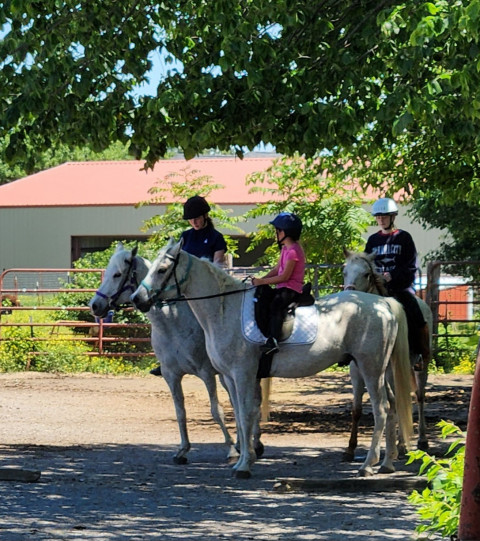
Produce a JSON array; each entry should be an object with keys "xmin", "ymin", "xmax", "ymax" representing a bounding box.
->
[{"xmin": 150, "ymin": 365, "xmax": 162, "ymax": 377}]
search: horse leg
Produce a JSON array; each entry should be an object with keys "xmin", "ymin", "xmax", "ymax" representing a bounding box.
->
[
  {"xmin": 378, "ymin": 377, "xmax": 398, "ymax": 474},
  {"xmin": 343, "ymin": 363, "xmax": 364, "ymax": 462},
  {"xmin": 202, "ymin": 372, "xmax": 238, "ymax": 463},
  {"xmin": 359, "ymin": 378, "xmax": 388, "ymax": 477},
  {"xmin": 414, "ymin": 368, "xmax": 429, "ymax": 451},
  {"xmin": 253, "ymin": 378, "xmax": 265, "ymax": 458},
  {"xmin": 163, "ymin": 373, "xmax": 191, "ymax": 464},
  {"xmin": 225, "ymin": 372, "xmax": 257, "ymax": 479}
]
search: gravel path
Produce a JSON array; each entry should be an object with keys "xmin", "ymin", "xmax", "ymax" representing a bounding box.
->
[{"xmin": 0, "ymin": 372, "xmax": 472, "ymax": 540}]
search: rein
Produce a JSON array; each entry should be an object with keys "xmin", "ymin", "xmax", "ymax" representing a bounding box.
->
[{"xmin": 159, "ymin": 286, "xmax": 255, "ymax": 303}]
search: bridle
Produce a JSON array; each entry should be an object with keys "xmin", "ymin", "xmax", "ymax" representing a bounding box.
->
[
  {"xmin": 94, "ymin": 254, "xmax": 139, "ymax": 310},
  {"xmin": 343, "ymin": 256, "xmax": 384, "ymax": 295},
  {"xmin": 140, "ymin": 250, "xmax": 253, "ymax": 304}
]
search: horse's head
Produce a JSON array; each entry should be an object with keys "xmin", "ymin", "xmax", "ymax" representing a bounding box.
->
[
  {"xmin": 89, "ymin": 242, "xmax": 144, "ymax": 317},
  {"xmin": 131, "ymin": 238, "xmax": 187, "ymax": 313},
  {"xmin": 342, "ymin": 250, "xmax": 384, "ymax": 294}
]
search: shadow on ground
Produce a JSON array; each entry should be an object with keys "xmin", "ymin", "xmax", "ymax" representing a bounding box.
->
[{"xmin": 0, "ymin": 441, "xmax": 429, "ymax": 541}]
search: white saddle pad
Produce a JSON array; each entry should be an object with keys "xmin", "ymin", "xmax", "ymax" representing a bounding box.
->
[{"xmin": 241, "ymin": 288, "xmax": 318, "ymax": 345}]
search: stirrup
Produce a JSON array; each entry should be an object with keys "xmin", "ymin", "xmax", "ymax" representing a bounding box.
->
[{"xmin": 261, "ymin": 337, "xmax": 279, "ymax": 355}]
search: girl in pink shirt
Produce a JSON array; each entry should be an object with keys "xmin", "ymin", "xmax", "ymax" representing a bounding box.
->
[{"xmin": 251, "ymin": 212, "xmax": 306, "ymax": 354}]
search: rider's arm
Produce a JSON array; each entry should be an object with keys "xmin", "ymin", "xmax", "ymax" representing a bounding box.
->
[
  {"xmin": 213, "ymin": 249, "xmax": 226, "ymax": 267},
  {"xmin": 252, "ymin": 259, "xmax": 295, "ymax": 286}
]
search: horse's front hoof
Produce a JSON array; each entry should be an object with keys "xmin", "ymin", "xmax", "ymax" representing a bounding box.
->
[
  {"xmin": 342, "ymin": 451, "xmax": 355, "ymax": 462},
  {"xmin": 173, "ymin": 456, "xmax": 188, "ymax": 465},
  {"xmin": 234, "ymin": 470, "xmax": 252, "ymax": 479},
  {"xmin": 378, "ymin": 465, "xmax": 395, "ymax": 474},
  {"xmin": 358, "ymin": 468, "xmax": 374, "ymax": 477},
  {"xmin": 418, "ymin": 440, "xmax": 429, "ymax": 451},
  {"xmin": 255, "ymin": 442, "xmax": 265, "ymax": 458}
]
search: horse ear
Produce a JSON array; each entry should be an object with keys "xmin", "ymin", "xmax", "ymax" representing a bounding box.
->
[
  {"xmin": 131, "ymin": 244, "xmax": 138, "ymax": 258},
  {"xmin": 343, "ymin": 246, "xmax": 352, "ymax": 258},
  {"xmin": 164, "ymin": 237, "xmax": 183, "ymax": 258},
  {"xmin": 115, "ymin": 242, "xmax": 124, "ymax": 252},
  {"xmin": 165, "ymin": 237, "xmax": 176, "ymax": 249},
  {"xmin": 366, "ymin": 252, "xmax": 376, "ymax": 262}
]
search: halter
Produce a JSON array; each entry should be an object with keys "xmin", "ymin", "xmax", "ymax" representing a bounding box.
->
[
  {"xmin": 140, "ymin": 250, "xmax": 254, "ymax": 303},
  {"xmin": 95, "ymin": 255, "xmax": 139, "ymax": 310},
  {"xmin": 140, "ymin": 250, "xmax": 192, "ymax": 304}
]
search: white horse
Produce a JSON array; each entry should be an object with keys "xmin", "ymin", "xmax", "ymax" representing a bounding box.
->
[
  {"xmin": 89, "ymin": 243, "xmax": 245, "ymax": 464},
  {"xmin": 342, "ymin": 249, "xmax": 432, "ymax": 453},
  {"xmin": 131, "ymin": 239, "xmax": 413, "ymax": 478}
]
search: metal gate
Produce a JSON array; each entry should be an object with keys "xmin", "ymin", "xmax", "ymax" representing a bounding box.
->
[
  {"xmin": 1, "ymin": 262, "xmax": 479, "ymax": 362},
  {"xmin": 0, "ymin": 268, "xmax": 153, "ymax": 358}
]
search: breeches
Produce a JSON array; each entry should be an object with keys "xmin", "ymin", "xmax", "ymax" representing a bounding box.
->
[{"xmin": 269, "ymin": 287, "xmax": 300, "ymax": 340}]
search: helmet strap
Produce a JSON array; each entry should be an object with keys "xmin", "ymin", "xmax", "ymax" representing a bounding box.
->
[
  {"xmin": 380, "ymin": 215, "xmax": 395, "ymax": 231},
  {"xmin": 276, "ymin": 230, "xmax": 287, "ymax": 247}
]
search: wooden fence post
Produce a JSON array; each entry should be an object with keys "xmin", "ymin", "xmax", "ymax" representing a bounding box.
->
[{"xmin": 425, "ymin": 261, "xmax": 441, "ymax": 359}]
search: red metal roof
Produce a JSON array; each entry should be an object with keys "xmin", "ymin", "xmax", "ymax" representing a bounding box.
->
[{"xmin": 0, "ymin": 156, "xmax": 280, "ymax": 208}]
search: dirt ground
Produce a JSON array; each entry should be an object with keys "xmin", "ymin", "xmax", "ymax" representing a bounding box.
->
[{"xmin": 0, "ymin": 371, "xmax": 473, "ymax": 541}]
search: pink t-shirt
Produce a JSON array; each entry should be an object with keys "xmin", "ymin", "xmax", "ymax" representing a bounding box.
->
[{"xmin": 277, "ymin": 242, "xmax": 306, "ymax": 294}]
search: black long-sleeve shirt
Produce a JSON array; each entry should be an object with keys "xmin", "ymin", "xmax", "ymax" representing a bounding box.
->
[{"xmin": 365, "ymin": 229, "xmax": 418, "ymax": 294}]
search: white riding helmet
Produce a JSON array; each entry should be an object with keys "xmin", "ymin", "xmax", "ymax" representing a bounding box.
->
[{"xmin": 371, "ymin": 198, "xmax": 399, "ymax": 216}]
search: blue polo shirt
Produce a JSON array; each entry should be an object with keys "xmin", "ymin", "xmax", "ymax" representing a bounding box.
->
[{"xmin": 180, "ymin": 225, "xmax": 227, "ymax": 261}]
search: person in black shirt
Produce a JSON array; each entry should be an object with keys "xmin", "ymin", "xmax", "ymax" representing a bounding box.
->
[
  {"xmin": 150, "ymin": 195, "xmax": 227, "ymax": 377},
  {"xmin": 365, "ymin": 197, "xmax": 430, "ymax": 370},
  {"xmin": 180, "ymin": 195, "xmax": 227, "ymax": 266}
]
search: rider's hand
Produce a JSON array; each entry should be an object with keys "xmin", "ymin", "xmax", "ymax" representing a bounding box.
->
[{"xmin": 383, "ymin": 272, "xmax": 392, "ymax": 283}]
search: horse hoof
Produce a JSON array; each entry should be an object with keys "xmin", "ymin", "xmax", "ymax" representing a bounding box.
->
[
  {"xmin": 342, "ymin": 452, "xmax": 355, "ymax": 462},
  {"xmin": 378, "ymin": 465, "xmax": 395, "ymax": 474},
  {"xmin": 228, "ymin": 456, "xmax": 239, "ymax": 465},
  {"xmin": 358, "ymin": 468, "xmax": 374, "ymax": 477},
  {"xmin": 418, "ymin": 440, "xmax": 429, "ymax": 451},
  {"xmin": 173, "ymin": 456, "xmax": 188, "ymax": 465},
  {"xmin": 234, "ymin": 470, "xmax": 252, "ymax": 479},
  {"xmin": 255, "ymin": 442, "xmax": 265, "ymax": 458}
]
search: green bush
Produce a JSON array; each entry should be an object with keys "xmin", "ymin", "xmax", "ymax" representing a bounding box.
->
[
  {"xmin": 407, "ymin": 421, "xmax": 465, "ymax": 539},
  {"xmin": 53, "ymin": 240, "xmax": 152, "ymax": 355},
  {"xmin": 0, "ymin": 326, "xmax": 34, "ymax": 371},
  {"xmin": 434, "ymin": 321, "xmax": 477, "ymax": 374},
  {"xmin": 0, "ymin": 304, "xmax": 153, "ymax": 374}
]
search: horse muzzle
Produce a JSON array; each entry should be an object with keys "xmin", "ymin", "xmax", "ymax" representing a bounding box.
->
[
  {"xmin": 130, "ymin": 290, "xmax": 152, "ymax": 313},
  {"xmin": 89, "ymin": 296, "xmax": 110, "ymax": 318}
]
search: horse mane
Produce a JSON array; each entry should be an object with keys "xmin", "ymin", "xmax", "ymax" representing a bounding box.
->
[
  {"xmin": 350, "ymin": 252, "xmax": 389, "ymax": 296},
  {"xmin": 200, "ymin": 257, "xmax": 244, "ymax": 291}
]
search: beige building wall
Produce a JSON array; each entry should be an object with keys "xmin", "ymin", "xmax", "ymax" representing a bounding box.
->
[{"xmin": 0, "ymin": 203, "xmax": 447, "ymax": 271}]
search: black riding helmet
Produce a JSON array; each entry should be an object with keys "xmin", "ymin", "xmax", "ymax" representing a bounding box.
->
[
  {"xmin": 269, "ymin": 212, "xmax": 303, "ymax": 240},
  {"xmin": 183, "ymin": 195, "xmax": 211, "ymax": 220}
]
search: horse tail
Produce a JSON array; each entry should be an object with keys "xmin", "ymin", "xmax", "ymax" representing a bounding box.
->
[
  {"xmin": 260, "ymin": 378, "xmax": 272, "ymax": 422},
  {"xmin": 387, "ymin": 298, "xmax": 414, "ymax": 448}
]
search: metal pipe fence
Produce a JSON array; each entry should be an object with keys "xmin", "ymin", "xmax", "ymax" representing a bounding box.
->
[{"xmin": 1, "ymin": 262, "xmax": 479, "ymax": 362}]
